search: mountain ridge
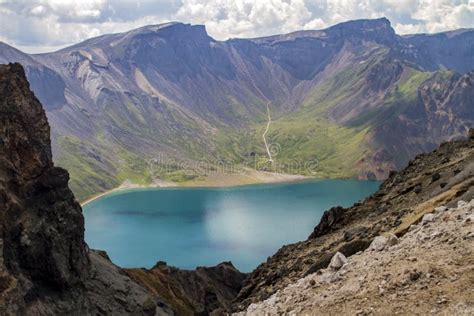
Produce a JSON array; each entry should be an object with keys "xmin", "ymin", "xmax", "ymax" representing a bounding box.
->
[{"xmin": 0, "ymin": 17, "xmax": 473, "ymax": 200}]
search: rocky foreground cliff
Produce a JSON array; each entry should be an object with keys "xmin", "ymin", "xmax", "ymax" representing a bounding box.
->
[
  {"xmin": 0, "ymin": 63, "xmax": 174, "ymax": 314},
  {"xmin": 238, "ymin": 199, "xmax": 474, "ymax": 315},
  {"xmin": 232, "ymin": 129, "xmax": 474, "ymax": 313}
]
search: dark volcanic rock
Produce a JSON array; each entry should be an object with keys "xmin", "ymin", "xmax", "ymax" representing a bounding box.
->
[
  {"xmin": 309, "ymin": 206, "xmax": 345, "ymax": 239},
  {"xmin": 126, "ymin": 261, "xmax": 247, "ymax": 316},
  {"xmin": 0, "ymin": 62, "xmax": 88, "ymax": 289},
  {"xmin": 0, "ymin": 63, "xmax": 173, "ymax": 315}
]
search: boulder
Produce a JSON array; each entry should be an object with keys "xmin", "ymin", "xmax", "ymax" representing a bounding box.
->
[
  {"xmin": 369, "ymin": 236, "xmax": 388, "ymax": 251},
  {"xmin": 434, "ymin": 206, "xmax": 448, "ymax": 213},
  {"xmin": 329, "ymin": 252, "xmax": 347, "ymax": 270},
  {"xmin": 368, "ymin": 234, "xmax": 398, "ymax": 251},
  {"xmin": 386, "ymin": 233, "xmax": 399, "ymax": 247},
  {"xmin": 343, "ymin": 226, "xmax": 368, "ymax": 241},
  {"xmin": 422, "ymin": 213, "xmax": 435, "ymax": 225}
]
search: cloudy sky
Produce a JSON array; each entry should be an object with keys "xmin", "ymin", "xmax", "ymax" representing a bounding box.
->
[{"xmin": 1, "ymin": 0, "xmax": 473, "ymax": 53}]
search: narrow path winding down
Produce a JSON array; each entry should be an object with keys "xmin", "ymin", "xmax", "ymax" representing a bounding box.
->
[{"xmin": 262, "ymin": 101, "xmax": 273, "ymax": 163}]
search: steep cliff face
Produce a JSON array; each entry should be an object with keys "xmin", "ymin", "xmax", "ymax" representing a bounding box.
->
[
  {"xmin": 354, "ymin": 70, "xmax": 474, "ymax": 180},
  {"xmin": 373, "ymin": 71, "xmax": 474, "ymax": 163},
  {"xmin": 402, "ymin": 29, "xmax": 474, "ymax": 73},
  {"xmin": 0, "ymin": 62, "xmax": 88, "ymax": 305},
  {"xmin": 0, "ymin": 63, "xmax": 174, "ymax": 315}
]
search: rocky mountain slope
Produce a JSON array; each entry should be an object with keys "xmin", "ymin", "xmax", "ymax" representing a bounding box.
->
[
  {"xmin": 0, "ymin": 63, "xmax": 244, "ymax": 315},
  {"xmin": 232, "ymin": 129, "xmax": 474, "ymax": 312},
  {"xmin": 1, "ymin": 18, "xmax": 473, "ymax": 200},
  {"xmin": 126, "ymin": 261, "xmax": 246, "ymax": 316},
  {"xmin": 237, "ymin": 199, "xmax": 474, "ymax": 315}
]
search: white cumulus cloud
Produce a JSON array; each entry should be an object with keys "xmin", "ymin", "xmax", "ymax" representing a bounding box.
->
[
  {"xmin": 0, "ymin": 0, "xmax": 472, "ymax": 53},
  {"xmin": 176, "ymin": 0, "xmax": 314, "ymax": 39}
]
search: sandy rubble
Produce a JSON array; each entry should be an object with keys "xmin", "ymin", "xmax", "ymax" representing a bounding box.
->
[{"xmin": 237, "ymin": 200, "xmax": 474, "ymax": 315}]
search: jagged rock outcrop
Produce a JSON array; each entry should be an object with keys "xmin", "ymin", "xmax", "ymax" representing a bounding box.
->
[
  {"xmin": 1, "ymin": 66, "xmax": 88, "ymax": 287},
  {"xmin": 0, "ymin": 62, "xmax": 88, "ymax": 312},
  {"xmin": 232, "ymin": 129, "xmax": 474, "ymax": 312},
  {"xmin": 308, "ymin": 206, "xmax": 345, "ymax": 239},
  {"xmin": 0, "ymin": 63, "xmax": 174, "ymax": 315},
  {"xmin": 126, "ymin": 261, "xmax": 247, "ymax": 316}
]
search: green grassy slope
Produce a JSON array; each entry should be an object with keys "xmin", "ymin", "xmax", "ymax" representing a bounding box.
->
[{"xmin": 214, "ymin": 51, "xmax": 448, "ymax": 182}]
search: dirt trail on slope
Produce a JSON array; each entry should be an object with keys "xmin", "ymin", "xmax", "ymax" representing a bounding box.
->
[{"xmin": 262, "ymin": 101, "xmax": 273, "ymax": 162}]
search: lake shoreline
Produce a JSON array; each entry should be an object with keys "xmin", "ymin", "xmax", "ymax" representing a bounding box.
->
[
  {"xmin": 80, "ymin": 180, "xmax": 175, "ymax": 207},
  {"xmin": 80, "ymin": 171, "xmax": 316, "ymax": 207}
]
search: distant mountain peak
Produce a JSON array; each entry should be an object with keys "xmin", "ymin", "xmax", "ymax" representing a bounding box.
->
[
  {"xmin": 248, "ymin": 17, "xmax": 396, "ymax": 44},
  {"xmin": 326, "ymin": 17, "xmax": 395, "ymax": 36},
  {"xmin": 329, "ymin": 17, "xmax": 391, "ymax": 29},
  {"xmin": 131, "ymin": 21, "xmax": 209, "ymax": 38},
  {"xmin": 50, "ymin": 22, "xmax": 211, "ymax": 53}
]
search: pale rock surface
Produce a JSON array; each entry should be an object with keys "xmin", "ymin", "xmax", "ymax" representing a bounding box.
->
[
  {"xmin": 421, "ymin": 213, "xmax": 435, "ymax": 225},
  {"xmin": 236, "ymin": 200, "xmax": 474, "ymax": 315},
  {"xmin": 328, "ymin": 252, "xmax": 347, "ymax": 270},
  {"xmin": 369, "ymin": 235, "xmax": 389, "ymax": 251}
]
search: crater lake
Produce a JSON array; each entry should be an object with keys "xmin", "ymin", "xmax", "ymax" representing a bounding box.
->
[{"xmin": 83, "ymin": 179, "xmax": 380, "ymax": 272}]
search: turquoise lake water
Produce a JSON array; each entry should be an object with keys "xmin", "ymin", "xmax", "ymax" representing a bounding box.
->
[{"xmin": 83, "ymin": 179, "xmax": 380, "ymax": 272}]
